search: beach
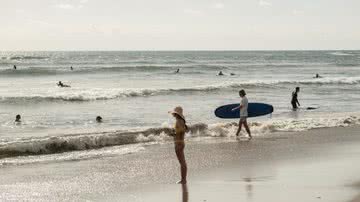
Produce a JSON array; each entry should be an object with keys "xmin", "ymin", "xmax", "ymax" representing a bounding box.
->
[
  {"xmin": 1, "ymin": 125, "xmax": 360, "ymax": 201},
  {"xmin": 1, "ymin": 0, "xmax": 359, "ymax": 200},
  {"xmin": 1, "ymin": 51, "xmax": 360, "ymax": 201}
]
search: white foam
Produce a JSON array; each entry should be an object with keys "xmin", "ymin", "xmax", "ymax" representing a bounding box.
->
[
  {"xmin": 329, "ymin": 52, "xmax": 353, "ymax": 56},
  {"xmin": 205, "ymin": 114, "xmax": 360, "ymax": 137},
  {"xmin": 0, "ymin": 113, "xmax": 359, "ymax": 164},
  {"xmin": 1, "ymin": 77, "xmax": 359, "ymax": 102},
  {"xmin": 0, "ymin": 144, "xmax": 145, "ymax": 166}
]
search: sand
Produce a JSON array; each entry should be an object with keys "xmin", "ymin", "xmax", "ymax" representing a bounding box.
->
[{"xmin": 1, "ymin": 125, "xmax": 360, "ymax": 202}]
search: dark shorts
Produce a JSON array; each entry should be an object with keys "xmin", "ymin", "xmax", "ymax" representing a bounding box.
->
[
  {"xmin": 291, "ymin": 101, "xmax": 297, "ymax": 109},
  {"xmin": 240, "ymin": 117, "xmax": 248, "ymax": 122}
]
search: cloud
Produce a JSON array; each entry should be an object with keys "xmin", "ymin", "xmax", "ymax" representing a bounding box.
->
[
  {"xmin": 184, "ymin": 8, "xmax": 203, "ymax": 15},
  {"xmin": 55, "ymin": 4, "xmax": 76, "ymax": 9},
  {"xmin": 15, "ymin": 9, "xmax": 25, "ymax": 14},
  {"xmin": 292, "ymin": 9, "xmax": 304, "ymax": 15},
  {"xmin": 258, "ymin": 0, "xmax": 272, "ymax": 7},
  {"xmin": 27, "ymin": 19, "xmax": 54, "ymax": 27},
  {"xmin": 54, "ymin": 1, "xmax": 88, "ymax": 10},
  {"xmin": 212, "ymin": 3, "xmax": 225, "ymax": 9}
]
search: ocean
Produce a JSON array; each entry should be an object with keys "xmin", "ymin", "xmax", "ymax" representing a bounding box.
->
[{"xmin": 1, "ymin": 51, "xmax": 360, "ymax": 165}]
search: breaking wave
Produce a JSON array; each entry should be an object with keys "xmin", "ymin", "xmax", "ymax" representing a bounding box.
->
[
  {"xmin": 1, "ymin": 77, "xmax": 359, "ymax": 102},
  {"xmin": 0, "ymin": 114, "xmax": 359, "ymax": 162},
  {"xmin": 9, "ymin": 56, "xmax": 50, "ymax": 60},
  {"xmin": 329, "ymin": 52, "xmax": 354, "ymax": 56}
]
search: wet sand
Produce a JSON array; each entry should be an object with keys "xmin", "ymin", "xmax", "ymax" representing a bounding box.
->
[{"xmin": 1, "ymin": 125, "xmax": 360, "ymax": 201}]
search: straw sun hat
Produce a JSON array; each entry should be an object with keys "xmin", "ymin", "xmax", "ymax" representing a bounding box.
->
[{"xmin": 169, "ymin": 106, "xmax": 185, "ymax": 120}]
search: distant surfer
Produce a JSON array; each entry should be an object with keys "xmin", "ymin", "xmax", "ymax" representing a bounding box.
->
[
  {"xmin": 232, "ymin": 89, "xmax": 252, "ymax": 139},
  {"xmin": 70, "ymin": 66, "xmax": 73, "ymax": 71},
  {"xmin": 13, "ymin": 65, "xmax": 17, "ymax": 70},
  {"xmin": 169, "ymin": 106, "xmax": 188, "ymax": 184},
  {"xmin": 291, "ymin": 87, "xmax": 300, "ymax": 109},
  {"xmin": 175, "ymin": 68, "xmax": 180, "ymax": 73},
  {"xmin": 96, "ymin": 116, "xmax": 103, "ymax": 123},
  {"xmin": 314, "ymin": 73, "xmax": 322, "ymax": 78},
  {"xmin": 230, "ymin": 73, "xmax": 235, "ymax": 76},
  {"xmin": 15, "ymin": 114, "xmax": 21, "ymax": 122},
  {"xmin": 57, "ymin": 81, "xmax": 71, "ymax": 88},
  {"xmin": 218, "ymin": 71, "xmax": 224, "ymax": 76}
]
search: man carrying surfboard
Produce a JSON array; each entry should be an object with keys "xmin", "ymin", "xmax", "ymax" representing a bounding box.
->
[{"xmin": 232, "ymin": 89, "xmax": 252, "ymax": 139}]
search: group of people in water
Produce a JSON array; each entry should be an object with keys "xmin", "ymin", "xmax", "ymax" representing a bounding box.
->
[
  {"xmin": 218, "ymin": 71, "xmax": 236, "ymax": 76},
  {"xmin": 11, "ymin": 63, "xmax": 317, "ymax": 184},
  {"xmin": 174, "ymin": 68, "xmax": 234, "ymax": 76},
  {"xmin": 14, "ymin": 114, "xmax": 103, "ymax": 124}
]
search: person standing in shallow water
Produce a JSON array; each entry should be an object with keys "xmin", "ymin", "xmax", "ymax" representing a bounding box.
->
[
  {"xmin": 169, "ymin": 106, "xmax": 188, "ymax": 184},
  {"xmin": 232, "ymin": 89, "xmax": 252, "ymax": 139},
  {"xmin": 291, "ymin": 87, "xmax": 300, "ymax": 110}
]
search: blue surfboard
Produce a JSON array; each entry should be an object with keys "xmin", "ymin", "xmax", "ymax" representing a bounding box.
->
[{"xmin": 215, "ymin": 103, "xmax": 274, "ymax": 119}]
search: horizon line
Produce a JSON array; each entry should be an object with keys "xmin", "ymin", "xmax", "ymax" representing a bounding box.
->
[{"xmin": 1, "ymin": 49, "xmax": 360, "ymax": 52}]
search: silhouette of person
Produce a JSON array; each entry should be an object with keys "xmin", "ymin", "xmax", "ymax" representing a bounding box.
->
[
  {"xmin": 57, "ymin": 81, "xmax": 64, "ymax": 87},
  {"xmin": 291, "ymin": 87, "xmax": 300, "ymax": 109},
  {"xmin": 96, "ymin": 116, "xmax": 103, "ymax": 123},
  {"xmin": 15, "ymin": 114, "xmax": 21, "ymax": 122}
]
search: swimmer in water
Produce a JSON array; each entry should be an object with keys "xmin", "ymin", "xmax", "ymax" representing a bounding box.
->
[
  {"xmin": 57, "ymin": 81, "xmax": 71, "ymax": 88},
  {"xmin": 96, "ymin": 116, "xmax": 103, "ymax": 123},
  {"xmin": 15, "ymin": 114, "xmax": 21, "ymax": 122}
]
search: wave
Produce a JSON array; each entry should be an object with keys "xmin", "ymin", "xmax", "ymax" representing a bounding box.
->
[
  {"xmin": 1, "ymin": 77, "xmax": 359, "ymax": 102},
  {"xmin": 0, "ymin": 65, "xmax": 202, "ymax": 76},
  {"xmin": 0, "ymin": 68, "xmax": 58, "ymax": 76},
  {"xmin": 0, "ymin": 63, "xmax": 331, "ymax": 76},
  {"xmin": 9, "ymin": 56, "xmax": 50, "ymax": 60},
  {"xmin": 0, "ymin": 115, "xmax": 359, "ymax": 162},
  {"xmin": 0, "ymin": 87, "xmax": 225, "ymax": 102},
  {"xmin": 281, "ymin": 77, "xmax": 360, "ymax": 85},
  {"xmin": 329, "ymin": 52, "xmax": 354, "ymax": 56}
]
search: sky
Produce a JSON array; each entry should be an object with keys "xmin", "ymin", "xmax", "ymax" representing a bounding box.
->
[{"xmin": 0, "ymin": 0, "xmax": 359, "ymax": 51}]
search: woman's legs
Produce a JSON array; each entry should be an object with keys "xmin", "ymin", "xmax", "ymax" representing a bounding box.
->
[{"xmin": 175, "ymin": 143, "xmax": 187, "ymax": 184}]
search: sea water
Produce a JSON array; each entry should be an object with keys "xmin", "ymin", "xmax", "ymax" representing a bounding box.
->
[{"xmin": 0, "ymin": 51, "xmax": 360, "ymax": 164}]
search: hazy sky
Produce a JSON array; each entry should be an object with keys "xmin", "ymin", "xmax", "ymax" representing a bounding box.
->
[{"xmin": 1, "ymin": 0, "xmax": 359, "ymax": 50}]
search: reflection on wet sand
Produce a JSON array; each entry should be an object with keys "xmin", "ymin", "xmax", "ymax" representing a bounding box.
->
[
  {"xmin": 182, "ymin": 184, "xmax": 188, "ymax": 202},
  {"xmin": 244, "ymin": 177, "xmax": 253, "ymax": 200}
]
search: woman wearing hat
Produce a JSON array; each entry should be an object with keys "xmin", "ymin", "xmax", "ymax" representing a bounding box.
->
[{"xmin": 170, "ymin": 106, "xmax": 188, "ymax": 184}]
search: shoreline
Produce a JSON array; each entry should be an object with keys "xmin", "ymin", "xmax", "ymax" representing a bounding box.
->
[{"xmin": 1, "ymin": 125, "xmax": 360, "ymax": 201}]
